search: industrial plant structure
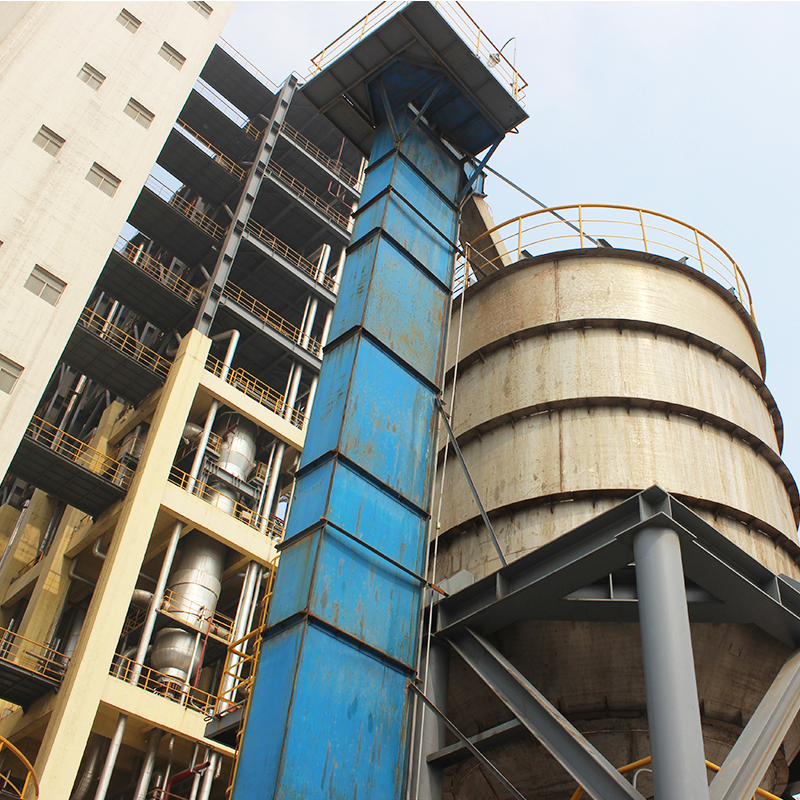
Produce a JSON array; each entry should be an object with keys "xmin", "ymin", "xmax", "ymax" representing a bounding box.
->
[{"xmin": 0, "ymin": 3, "xmax": 799, "ymax": 800}]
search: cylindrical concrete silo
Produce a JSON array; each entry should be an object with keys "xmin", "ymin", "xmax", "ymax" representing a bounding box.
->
[{"xmin": 434, "ymin": 212, "xmax": 800, "ymax": 798}]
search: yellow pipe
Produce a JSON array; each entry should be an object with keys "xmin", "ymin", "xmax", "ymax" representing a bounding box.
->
[{"xmin": 568, "ymin": 755, "xmax": 782, "ymax": 800}]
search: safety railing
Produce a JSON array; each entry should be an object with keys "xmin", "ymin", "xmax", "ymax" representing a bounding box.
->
[
  {"xmin": 113, "ymin": 237, "xmax": 203, "ymax": 305},
  {"xmin": 174, "ymin": 119, "xmax": 247, "ymax": 182},
  {"xmin": 306, "ymin": 1, "xmax": 527, "ymax": 103},
  {"xmin": 12, "ymin": 543, "xmax": 51, "ymax": 582},
  {"xmin": 77, "ymin": 307, "xmax": 172, "ymax": 380},
  {"xmin": 192, "ymin": 79, "xmax": 261, "ymax": 141},
  {"xmin": 0, "ymin": 735, "xmax": 39, "ymax": 799},
  {"xmin": 221, "ymin": 560, "xmax": 279, "ymax": 799},
  {"xmin": 266, "ymin": 162, "xmax": 351, "ymax": 230},
  {"xmin": 176, "ymin": 431, "xmax": 222, "ymax": 464},
  {"xmin": 223, "ymin": 282, "xmax": 322, "ymax": 357},
  {"xmin": 23, "ymin": 416, "xmax": 135, "ymax": 490},
  {"xmin": 160, "ymin": 587, "xmax": 235, "ymax": 642},
  {"xmin": 167, "ymin": 465, "xmax": 285, "ymax": 540},
  {"xmin": 110, "ymin": 654, "xmax": 218, "ymax": 716},
  {"xmin": 205, "ymin": 355, "xmax": 307, "ymax": 430},
  {"xmin": 243, "ymin": 219, "xmax": 337, "ymax": 292},
  {"xmin": 144, "ymin": 175, "xmax": 227, "ymax": 240},
  {"xmin": 280, "ymin": 122, "xmax": 361, "ymax": 190},
  {"xmin": 121, "ymin": 605, "xmax": 147, "ymax": 637},
  {"xmin": 569, "ymin": 755, "xmax": 781, "ymax": 800},
  {"xmin": 0, "ymin": 624, "xmax": 69, "ymax": 683},
  {"xmin": 462, "ymin": 205, "xmax": 755, "ymax": 319},
  {"xmin": 217, "ymin": 36, "xmax": 279, "ymax": 91}
]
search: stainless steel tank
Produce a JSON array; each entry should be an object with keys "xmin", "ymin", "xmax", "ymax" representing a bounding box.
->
[
  {"xmin": 435, "ymin": 242, "xmax": 800, "ymax": 797},
  {"xmin": 151, "ymin": 531, "xmax": 227, "ymax": 682}
]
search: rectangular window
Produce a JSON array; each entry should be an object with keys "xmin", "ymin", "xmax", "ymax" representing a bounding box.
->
[
  {"xmin": 0, "ymin": 355, "xmax": 22, "ymax": 395},
  {"xmin": 117, "ymin": 8, "xmax": 141, "ymax": 32},
  {"xmin": 158, "ymin": 42, "xmax": 186, "ymax": 70},
  {"xmin": 86, "ymin": 163, "xmax": 121, "ymax": 197},
  {"xmin": 78, "ymin": 63, "xmax": 105, "ymax": 90},
  {"xmin": 188, "ymin": 0, "xmax": 212, "ymax": 17},
  {"xmin": 24, "ymin": 265, "xmax": 66, "ymax": 306},
  {"xmin": 124, "ymin": 98, "xmax": 154, "ymax": 129},
  {"xmin": 33, "ymin": 126, "xmax": 64, "ymax": 157}
]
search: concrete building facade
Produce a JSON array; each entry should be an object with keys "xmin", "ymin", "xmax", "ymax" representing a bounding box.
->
[{"xmin": 0, "ymin": 3, "xmax": 364, "ymax": 798}]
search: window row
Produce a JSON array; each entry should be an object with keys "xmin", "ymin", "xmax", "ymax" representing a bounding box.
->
[
  {"xmin": 115, "ymin": 8, "xmax": 189, "ymax": 70},
  {"xmin": 32, "ymin": 127, "xmax": 121, "ymax": 196}
]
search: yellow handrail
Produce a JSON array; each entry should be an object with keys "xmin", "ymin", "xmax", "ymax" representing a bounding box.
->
[
  {"xmin": 463, "ymin": 204, "xmax": 755, "ymax": 319},
  {"xmin": 168, "ymin": 464, "xmax": 285, "ymax": 539},
  {"xmin": 174, "ymin": 119, "xmax": 246, "ymax": 182},
  {"xmin": 243, "ymin": 219, "xmax": 337, "ymax": 292},
  {"xmin": 0, "ymin": 735, "xmax": 39, "ymax": 799},
  {"xmin": 24, "ymin": 416, "xmax": 135, "ymax": 490},
  {"xmin": 223, "ymin": 282, "xmax": 322, "ymax": 356},
  {"xmin": 280, "ymin": 122, "xmax": 361, "ymax": 189},
  {"xmin": 113, "ymin": 236, "xmax": 202, "ymax": 304},
  {"xmin": 144, "ymin": 175, "xmax": 227, "ymax": 240},
  {"xmin": 266, "ymin": 162, "xmax": 351, "ymax": 230},
  {"xmin": 78, "ymin": 307, "xmax": 172, "ymax": 379},
  {"xmin": 205, "ymin": 355, "xmax": 307, "ymax": 430},
  {"xmin": 0, "ymin": 623, "xmax": 69, "ymax": 684},
  {"xmin": 569, "ymin": 755, "xmax": 782, "ymax": 800}
]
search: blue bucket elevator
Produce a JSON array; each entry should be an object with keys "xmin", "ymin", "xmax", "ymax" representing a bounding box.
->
[{"xmin": 231, "ymin": 4, "xmax": 527, "ymax": 798}]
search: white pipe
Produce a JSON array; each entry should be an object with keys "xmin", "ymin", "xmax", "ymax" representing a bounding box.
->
[
  {"xmin": 197, "ymin": 752, "xmax": 217, "ymax": 800},
  {"xmin": 0, "ymin": 500, "xmax": 30, "ymax": 574},
  {"xmin": 259, "ymin": 442, "xmax": 285, "ymax": 534},
  {"xmin": 92, "ymin": 713, "xmax": 127, "ymax": 800},
  {"xmin": 132, "ymin": 728, "xmax": 162, "ymax": 800},
  {"xmin": 218, "ymin": 562, "xmax": 260, "ymax": 709}
]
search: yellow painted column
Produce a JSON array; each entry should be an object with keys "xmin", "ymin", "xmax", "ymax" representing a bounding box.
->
[{"xmin": 31, "ymin": 329, "xmax": 210, "ymax": 799}]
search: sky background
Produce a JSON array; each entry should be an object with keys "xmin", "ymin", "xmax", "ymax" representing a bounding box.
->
[{"xmin": 221, "ymin": 1, "xmax": 800, "ymax": 489}]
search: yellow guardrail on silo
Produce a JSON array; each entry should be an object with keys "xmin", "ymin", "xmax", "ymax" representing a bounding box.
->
[{"xmin": 461, "ymin": 204, "xmax": 755, "ymax": 320}]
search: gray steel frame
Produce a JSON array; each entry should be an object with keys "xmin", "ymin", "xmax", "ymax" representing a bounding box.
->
[{"xmin": 420, "ymin": 486, "xmax": 800, "ymax": 800}]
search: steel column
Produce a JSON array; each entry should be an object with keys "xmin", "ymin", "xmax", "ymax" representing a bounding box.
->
[
  {"xmin": 633, "ymin": 525, "xmax": 710, "ymax": 800},
  {"xmin": 709, "ymin": 648, "xmax": 800, "ymax": 800}
]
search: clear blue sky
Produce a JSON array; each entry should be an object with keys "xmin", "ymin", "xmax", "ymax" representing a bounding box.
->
[{"xmin": 222, "ymin": 1, "xmax": 800, "ymax": 501}]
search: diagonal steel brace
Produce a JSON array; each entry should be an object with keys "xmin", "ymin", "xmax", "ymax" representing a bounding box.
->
[
  {"xmin": 447, "ymin": 628, "xmax": 645, "ymax": 800},
  {"xmin": 409, "ymin": 682, "xmax": 528, "ymax": 800},
  {"xmin": 709, "ymin": 648, "xmax": 800, "ymax": 800}
]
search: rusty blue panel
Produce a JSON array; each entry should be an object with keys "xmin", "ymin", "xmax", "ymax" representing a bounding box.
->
[
  {"xmin": 359, "ymin": 156, "xmax": 456, "ymax": 236},
  {"xmin": 237, "ymin": 619, "xmax": 412, "ymax": 800},
  {"xmin": 232, "ymin": 621, "xmax": 304, "ymax": 797},
  {"xmin": 351, "ymin": 193, "xmax": 454, "ymax": 286},
  {"xmin": 301, "ymin": 334, "xmax": 438, "ymax": 510},
  {"xmin": 285, "ymin": 456, "xmax": 427, "ymax": 565},
  {"xmin": 328, "ymin": 233, "xmax": 450, "ymax": 382}
]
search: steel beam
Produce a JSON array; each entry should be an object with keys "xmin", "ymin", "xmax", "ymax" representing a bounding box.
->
[
  {"xmin": 633, "ymin": 525, "xmax": 710, "ymax": 800},
  {"xmin": 447, "ymin": 628, "xmax": 645, "ymax": 800},
  {"xmin": 709, "ymin": 648, "xmax": 800, "ymax": 800}
]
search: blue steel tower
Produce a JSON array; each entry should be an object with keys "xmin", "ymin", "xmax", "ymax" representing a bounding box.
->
[{"xmin": 231, "ymin": 4, "xmax": 527, "ymax": 798}]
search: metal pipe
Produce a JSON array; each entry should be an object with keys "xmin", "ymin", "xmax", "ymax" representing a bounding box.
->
[
  {"xmin": 633, "ymin": 525, "xmax": 709, "ymax": 800},
  {"xmin": 69, "ymin": 734, "xmax": 106, "ymax": 800},
  {"xmin": 0, "ymin": 499, "xmax": 30, "ymax": 574},
  {"xmin": 132, "ymin": 728, "xmax": 162, "ymax": 800},
  {"xmin": 197, "ymin": 753, "xmax": 217, "ymax": 800},
  {"xmin": 188, "ymin": 747, "xmax": 208, "ymax": 800},
  {"xmin": 92, "ymin": 713, "xmax": 127, "ymax": 800},
  {"xmin": 218, "ymin": 562, "xmax": 260, "ymax": 709},
  {"xmin": 258, "ymin": 442, "xmax": 285, "ymax": 534}
]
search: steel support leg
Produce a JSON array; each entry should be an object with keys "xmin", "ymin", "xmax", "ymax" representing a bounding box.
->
[
  {"xmin": 448, "ymin": 628, "xmax": 644, "ymax": 800},
  {"xmin": 709, "ymin": 648, "xmax": 800, "ymax": 800},
  {"xmin": 633, "ymin": 525, "xmax": 710, "ymax": 800},
  {"xmin": 411, "ymin": 641, "xmax": 449, "ymax": 800}
]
